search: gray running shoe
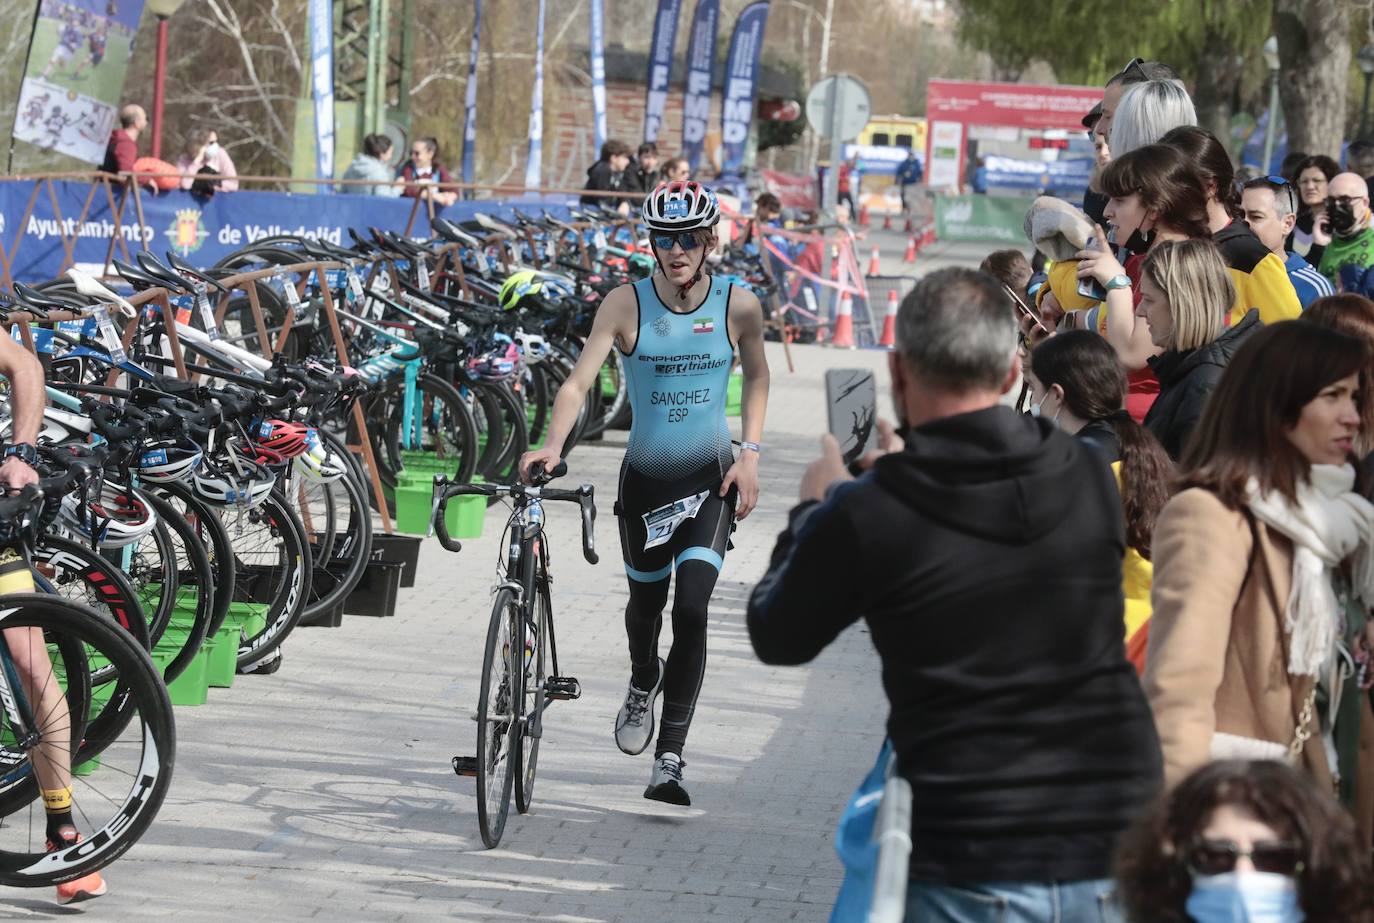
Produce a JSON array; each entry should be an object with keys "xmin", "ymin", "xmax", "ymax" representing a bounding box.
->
[
  {"xmin": 614, "ymin": 657, "xmax": 664, "ymax": 755},
  {"xmin": 644, "ymin": 752, "xmax": 690, "ymax": 806}
]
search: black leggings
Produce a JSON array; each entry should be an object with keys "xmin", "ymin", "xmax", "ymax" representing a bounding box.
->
[{"xmin": 617, "ymin": 463, "xmax": 734, "ymax": 759}]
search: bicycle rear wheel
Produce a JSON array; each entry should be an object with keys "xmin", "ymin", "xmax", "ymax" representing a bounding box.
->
[
  {"xmin": 514, "ymin": 574, "xmax": 549, "ymax": 814},
  {"xmin": 475, "ymin": 588, "xmax": 520, "ymax": 848},
  {"xmin": 0, "ymin": 594, "xmax": 175, "ymax": 888}
]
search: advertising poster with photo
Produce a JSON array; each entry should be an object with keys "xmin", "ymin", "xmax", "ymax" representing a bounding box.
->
[{"xmin": 12, "ymin": 0, "xmax": 146, "ymax": 164}]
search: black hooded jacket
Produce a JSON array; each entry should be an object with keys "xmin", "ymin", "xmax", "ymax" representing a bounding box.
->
[
  {"xmin": 747, "ymin": 406, "xmax": 1162, "ymax": 883},
  {"xmin": 1144, "ymin": 308, "xmax": 1260, "ymax": 460}
]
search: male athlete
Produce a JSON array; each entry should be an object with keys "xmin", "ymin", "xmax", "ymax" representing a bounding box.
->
[
  {"xmin": 520, "ymin": 182, "xmax": 770, "ymax": 804},
  {"xmin": 0, "ymin": 332, "xmax": 107, "ymax": 903}
]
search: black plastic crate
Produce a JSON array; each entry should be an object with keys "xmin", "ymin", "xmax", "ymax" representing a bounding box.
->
[
  {"xmin": 343, "ymin": 560, "xmax": 404, "ymax": 618},
  {"xmin": 369, "ymin": 533, "xmax": 422, "ymax": 588}
]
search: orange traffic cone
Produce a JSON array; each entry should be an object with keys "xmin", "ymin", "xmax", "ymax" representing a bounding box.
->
[
  {"xmin": 878, "ymin": 289, "xmax": 899, "ymax": 348},
  {"xmin": 882, "ymin": 213, "xmax": 893, "ymax": 230},
  {"xmin": 858, "ymin": 204, "xmax": 870, "ymax": 226},
  {"xmin": 903, "ymin": 236, "xmax": 917, "ymax": 264},
  {"xmin": 867, "ymin": 246, "xmax": 882, "ymax": 276},
  {"xmin": 831, "ymin": 294, "xmax": 855, "ymax": 348},
  {"xmin": 923, "ymin": 226, "xmax": 937, "ymax": 248}
]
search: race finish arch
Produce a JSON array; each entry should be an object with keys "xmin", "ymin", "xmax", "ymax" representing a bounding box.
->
[{"xmin": 925, "ymin": 80, "xmax": 1102, "ymax": 242}]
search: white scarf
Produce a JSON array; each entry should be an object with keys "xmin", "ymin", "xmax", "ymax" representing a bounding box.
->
[{"xmin": 1245, "ymin": 464, "xmax": 1374, "ymax": 677}]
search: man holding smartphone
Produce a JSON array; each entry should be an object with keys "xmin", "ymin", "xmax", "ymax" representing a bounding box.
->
[
  {"xmin": 520, "ymin": 181, "xmax": 770, "ymax": 805},
  {"xmin": 746, "ymin": 267, "xmax": 1160, "ymax": 922}
]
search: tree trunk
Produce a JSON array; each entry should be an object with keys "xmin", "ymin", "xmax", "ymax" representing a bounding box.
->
[
  {"xmin": 1191, "ymin": 28, "xmax": 1245, "ymax": 155},
  {"xmin": 1273, "ymin": 0, "xmax": 1350, "ymax": 159}
]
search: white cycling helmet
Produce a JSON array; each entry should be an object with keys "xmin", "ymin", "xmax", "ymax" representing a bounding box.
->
[
  {"xmin": 641, "ymin": 181, "xmax": 720, "ymax": 232},
  {"xmin": 136, "ymin": 440, "xmax": 203, "ymax": 485},
  {"xmin": 293, "ymin": 443, "xmax": 348, "ymax": 484},
  {"xmin": 192, "ymin": 452, "xmax": 276, "ymax": 508},
  {"xmin": 60, "ymin": 483, "xmax": 159, "ymax": 548}
]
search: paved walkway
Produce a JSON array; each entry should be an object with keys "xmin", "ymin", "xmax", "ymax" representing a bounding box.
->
[{"xmin": 6, "ymin": 340, "xmax": 903, "ymax": 922}]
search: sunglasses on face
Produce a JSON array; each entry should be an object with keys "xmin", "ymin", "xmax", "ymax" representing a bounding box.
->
[
  {"xmin": 1187, "ymin": 838, "xmax": 1304, "ymax": 877},
  {"xmin": 651, "ymin": 231, "xmax": 703, "ymax": 252}
]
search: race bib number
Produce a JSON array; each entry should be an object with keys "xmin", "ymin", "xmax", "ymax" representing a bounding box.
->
[
  {"xmin": 194, "ymin": 283, "xmax": 221, "ymax": 340},
  {"xmin": 416, "ymin": 258, "xmax": 430, "ymax": 290},
  {"xmin": 346, "ymin": 266, "xmax": 365, "ymax": 301},
  {"xmin": 641, "ymin": 490, "xmax": 709, "ymax": 550},
  {"xmin": 93, "ymin": 304, "xmax": 128, "ymax": 365},
  {"xmin": 593, "ymin": 229, "xmax": 608, "ymax": 251},
  {"xmin": 276, "ymin": 270, "xmax": 304, "ymax": 320},
  {"xmin": 545, "ymin": 238, "xmax": 557, "ymax": 262},
  {"xmin": 474, "ymin": 250, "xmax": 490, "ymax": 276}
]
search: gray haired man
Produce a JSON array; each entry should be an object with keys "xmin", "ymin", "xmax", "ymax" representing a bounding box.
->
[
  {"xmin": 1241, "ymin": 175, "xmax": 1335, "ymax": 309},
  {"xmin": 746, "ymin": 267, "xmax": 1161, "ymax": 922}
]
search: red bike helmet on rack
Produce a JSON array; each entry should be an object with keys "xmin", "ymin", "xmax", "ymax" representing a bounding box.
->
[{"xmin": 253, "ymin": 419, "xmax": 311, "ymax": 459}]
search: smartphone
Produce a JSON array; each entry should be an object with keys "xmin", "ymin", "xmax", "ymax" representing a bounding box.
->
[
  {"xmin": 1076, "ymin": 236, "xmax": 1108, "ymax": 301},
  {"xmin": 1003, "ymin": 283, "xmax": 1048, "ymax": 334},
  {"xmin": 825, "ymin": 369, "xmax": 878, "ymax": 466}
]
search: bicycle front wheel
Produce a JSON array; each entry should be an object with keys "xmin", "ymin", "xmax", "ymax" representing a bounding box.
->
[
  {"xmin": 475, "ymin": 588, "xmax": 520, "ymax": 848},
  {"xmin": 0, "ymin": 594, "xmax": 175, "ymax": 888}
]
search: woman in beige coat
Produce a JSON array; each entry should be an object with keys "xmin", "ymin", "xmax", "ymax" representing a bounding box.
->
[{"xmin": 1146, "ymin": 321, "xmax": 1374, "ymax": 846}]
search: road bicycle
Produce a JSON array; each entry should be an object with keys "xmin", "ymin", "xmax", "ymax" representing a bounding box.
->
[{"xmin": 430, "ymin": 462, "xmax": 597, "ymax": 848}]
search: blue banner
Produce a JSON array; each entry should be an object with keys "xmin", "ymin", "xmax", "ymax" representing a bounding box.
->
[
  {"xmin": 719, "ymin": 2, "xmax": 769, "ymax": 175},
  {"xmin": 308, "ymin": 0, "xmax": 335, "ymax": 183},
  {"xmin": 0, "ymin": 181, "xmax": 580, "ymax": 284},
  {"xmin": 681, "ymin": 0, "xmax": 719, "ymax": 172},
  {"xmin": 643, "ymin": 0, "xmax": 682, "ymax": 143},
  {"xmin": 525, "ymin": 0, "xmax": 546, "ymax": 191},
  {"xmin": 982, "ymin": 154, "xmax": 1094, "ymax": 194},
  {"xmin": 461, "ymin": 0, "xmax": 482, "ymax": 187},
  {"xmin": 590, "ymin": 0, "xmax": 607, "ymax": 155}
]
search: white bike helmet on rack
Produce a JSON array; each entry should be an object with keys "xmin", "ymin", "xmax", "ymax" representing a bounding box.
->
[
  {"xmin": 293, "ymin": 442, "xmax": 348, "ymax": 485},
  {"xmin": 135, "ymin": 440, "xmax": 203, "ymax": 485},
  {"xmin": 192, "ymin": 451, "xmax": 276, "ymax": 508},
  {"xmin": 60, "ymin": 482, "xmax": 159, "ymax": 548}
]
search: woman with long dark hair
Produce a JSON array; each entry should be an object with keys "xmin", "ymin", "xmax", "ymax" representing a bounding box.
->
[
  {"xmin": 1160, "ymin": 125, "xmax": 1302, "ymax": 324},
  {"xmin": 1291, "ymin": 154, "xmax": 1341, "ymax": 265},
  {"xmin": 1146, "ymin": 321, "xmax": 1374, "ymax": 845},
  {"xmin": 1114, "ymin": 760, "xmax": 1374, "ymax": 922},
  {"xmin": 1028, "ymin": 331, "xmax": 1172, "ymax": 671}
]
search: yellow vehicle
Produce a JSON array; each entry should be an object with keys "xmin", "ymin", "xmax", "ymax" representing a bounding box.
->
[{"xmin": 858, "ymin": 116, "xmax": 927, "ymax": 152}]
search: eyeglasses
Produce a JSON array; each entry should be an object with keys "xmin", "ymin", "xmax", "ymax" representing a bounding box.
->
[
  {"xmin": 1186, "ymin": 838, "xmax": 1305, "ymax": 877},
  {"xmin": 1327, "ymin": 195, "xmax": 1366, "ymax": 207},
  {"xmin": 651, "ymin": 231, "xmax": 703, "ymax": 252}
]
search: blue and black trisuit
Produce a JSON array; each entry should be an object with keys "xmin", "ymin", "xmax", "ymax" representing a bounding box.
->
[{"xmin": 616, "ymin": 274, "xmax": 738, "ymax": 758}]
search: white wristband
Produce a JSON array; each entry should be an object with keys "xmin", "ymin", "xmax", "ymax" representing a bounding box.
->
[{"xmin": 740, "ymin": 441, "xmax": 761, "ymax": 454}]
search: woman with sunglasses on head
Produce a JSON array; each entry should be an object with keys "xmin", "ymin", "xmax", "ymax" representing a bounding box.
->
[
  {"xmin": 519, "ymin": 181, "xmax": 770, "ymax": 806},
  {"xmin": 1114, "ymin": 760, "xmax": 1374, "ymax": 922},
  {"xmin": 1145, "ymin": 321, "xmax": 1374, "ymax": 847}
]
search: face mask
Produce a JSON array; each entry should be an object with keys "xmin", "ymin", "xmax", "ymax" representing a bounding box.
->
[
  {"xmin": 1123, "ymin": 225, "xmax": 1154, "ymax": 254},
  {"xmin": 1029, "ymin": 391, "xmax": 1060, "ymax": 425},
  {"xmin": 204, "ymin": 142, "xmax": 219, "ymax": 158},
  {"xmin": 1328, "ymin": 199, "xmax": 1360, "ymax": 237},
  {"xmin": 1185, "ymin": 872, "xmax": 1305, "ymax": 923}
]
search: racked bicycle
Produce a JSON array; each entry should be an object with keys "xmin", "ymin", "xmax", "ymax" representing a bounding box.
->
[{"xmin": 430, "ymin": 462, "xmax": 597, "ymax": 848}]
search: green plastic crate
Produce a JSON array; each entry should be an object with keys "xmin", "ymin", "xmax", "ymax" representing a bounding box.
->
[
  {"xmin": 206, "ymin": 623, "xmax": 239, "ymax": 688},
  {"xmin": 726, "ymin": 371, "xmax": 743, "ymax": 417},
  {"xmin": 394, "ymin": 478, "xmax": 485, "ymax": 538},
  {"xmin": 150, "ymin": 639, "xmax": 209, "ymax": 707}
]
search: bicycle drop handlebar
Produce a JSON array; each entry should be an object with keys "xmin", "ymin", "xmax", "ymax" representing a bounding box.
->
[{"xmin": 428, "ymin": 464, "xmax": 599, "ymax": 565}]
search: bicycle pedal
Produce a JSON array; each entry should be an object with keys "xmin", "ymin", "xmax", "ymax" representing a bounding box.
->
[
  {"xmin": 451, "ymin": 756, "xmax": 479, "ymax": 777},
  {"xmin": 545, "ymin": 676, "xmax": 581, "ymax": 700}
]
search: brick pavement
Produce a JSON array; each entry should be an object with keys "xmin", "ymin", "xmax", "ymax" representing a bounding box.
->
[{"xmin": 6, "ymin": 339, "xmax": 921, "ymax": 923}]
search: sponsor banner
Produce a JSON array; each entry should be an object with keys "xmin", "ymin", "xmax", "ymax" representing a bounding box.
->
[
  {"xmin": 983, "ymin": 154, "xmax": 1093, "ymax": 192},
  {"xmin": 926, "ymin": 120, "xmax": 963, "ymax": 189},
  {"xmin": 926, "ymin": 80, "xmax": 1102, "ymax": 132},
  {"xmin": 461, "ymin": 0, "xmax": 482, "ymax": 185},
  {"xmin": 719, "ymin": 1, "xmax": 770, "ymax": 174},
  {"xmin": 0, "ymin": 180, "xmax": 578, "ymax": 284},
  {"xmin": 643, "ymin": 0, "xmax": 683, "ymax": 143},
  {"xmin": 681, "ymin": 0, "xmax": 719, "ymax": 171},
  {"xmin": 11, "ymin": 0, "xmax": 146, "ymax": 165},
  {"xmin": 934, "ymin": 194, "xmax": 1028, "ymax": 243},
  {"xmin": 842, "ymin": 143, "xmax": 922, "ymax": 177},
  {"xmin": 590, "ymin": 0, "xmax": 607, "ymax": 154},
  {"xmin": 524, "ymin": 0, "xmax": 546, "ymax": 190},
  {"xmin": 308, "ymin": 0, "xmax": 335, "ymax": 182},
  {"xmin": 759, "ymin": 168, "xmax": 816, "ymax": 210}
]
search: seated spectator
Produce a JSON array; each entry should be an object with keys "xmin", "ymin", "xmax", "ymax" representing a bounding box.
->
[
  {"xmin": 1028, "ymin": 330, "xmax": 1173, "ymax": 672},
  {"xmin": 1240, "ymin": 175, "xmax": 1334, "ymax": 309},
  {"xmin": 660, "ymin": 156, "xmax": 691, "ymax": 184},
  {"xmin": 1146, "ymin": 320, "xmax": 1374, "ymax": 841},
  {"xmin": 1137, "ymin": 238, "xmax": 1259, "ymax": 459},
  {"xmin": 398, "ymin": 137, "xmax": 457, "ymax": 207},
  {"xmin": 1317, "ymin": 172, "xmax": 1374, "ymax": 290},
  {"xmin": 175, "ymin": 128, "xmax": 238, "ymax": 195},
  {"xmin": 1161, "ymin": 126, "xmax": 1302, "ymax": 325},
  {"xmin": 101, "ymin": 103, "xmax": 145, "ymax": 174},
  {"xmin": 1114, "ymin": 760, "xmax": 1374, "ymax": 923},
  {"xmin": 581, "ymin": 139, "xmax": 633, "ymax": 214},
  {"xmin": 1305, "ymin": 293, "xmax": 1374, "ymax": 455},
  {"xmin": 747, "ymin": 267, "xmax": 1162, "ymax": 921},
  {"xmin": 341, "ymin": 133, "xmax": 401, "ymax": 197},
  {"xmin": 1290, "ymin": 154, "xmax": 1339, "ymax": 265},
  {"xmin": 1107, "ymin": 78, "xmax": 1196, "ymax": 158},
  {"xmin": 978, "ymin": 249, "xmax": 1032, "ymax": 296}
]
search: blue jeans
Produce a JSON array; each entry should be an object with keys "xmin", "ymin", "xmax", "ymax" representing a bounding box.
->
[{"xmin": 905, "ymin": 879, "xmax": 1123, "ymax": 923}]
